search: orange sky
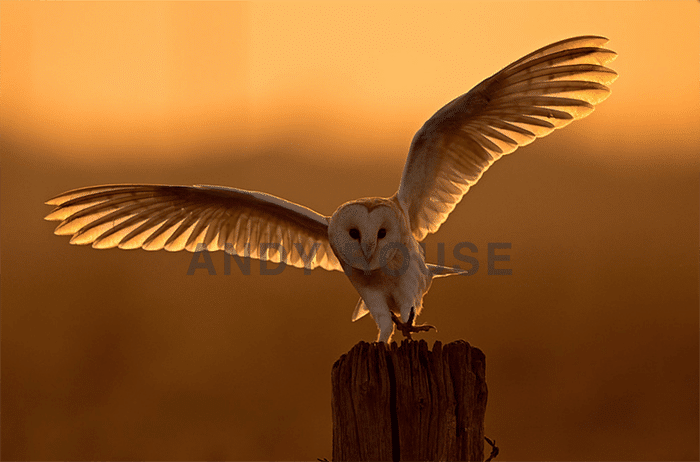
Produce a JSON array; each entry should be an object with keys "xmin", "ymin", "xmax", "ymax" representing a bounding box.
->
[{"xmin": 2, "ymin": 1, "xmax": 698, "ymax": 164}]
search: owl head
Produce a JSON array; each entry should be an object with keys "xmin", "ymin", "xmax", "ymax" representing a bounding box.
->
[{"xmin": 328, "ymin": 198, "xmax": 406, "ymax": 272}]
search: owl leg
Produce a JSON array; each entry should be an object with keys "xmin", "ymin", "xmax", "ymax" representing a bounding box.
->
[
  {"xmin": 391, "ymin": 307, "xmax": 435, "ymax": 339},
  {"xmin": 374, "ymin": 311, "xmax": 395, "ymax": 343},
  {"xmin": 361, "ymin": 291, "xmax": 395, "ymax": 343}
]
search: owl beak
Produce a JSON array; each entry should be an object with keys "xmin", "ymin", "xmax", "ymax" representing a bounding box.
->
[{"xmin": 362, "ymin": 241, "xmax": 375, "ymax": 262}]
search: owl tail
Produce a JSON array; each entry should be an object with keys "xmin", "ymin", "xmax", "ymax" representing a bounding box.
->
[
  {"xmin": 427, "ymin": 263, "xmax": 470, "ymax": 278},
  {"xmin": 351, "ymin": 298, "xmax": 370, "ymax": 321}
]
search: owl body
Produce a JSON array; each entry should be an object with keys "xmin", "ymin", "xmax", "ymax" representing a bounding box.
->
[
  {"xmin": 328, "ymin": 197, "xmax": 433, "ymax": 341},
  {"xmin": 45, "ymin": 36, "xmax": 617, "ymax": 342}
]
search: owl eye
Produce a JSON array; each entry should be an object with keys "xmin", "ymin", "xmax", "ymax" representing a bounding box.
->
[
  {"xmin": 377, "ymin": 228, "xmax": 387, "ymax": 239},
  {"xmin": 349, "ymin": 228, "xmax": 360, "ymax": 240}
]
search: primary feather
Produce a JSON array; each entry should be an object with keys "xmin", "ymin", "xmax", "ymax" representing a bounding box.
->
[
  {"xmin": 46, "ymin": 184, "xmax": 342, "ymax": 271},
  {"xmin": 397, "ymin": 35, "xmax": 617, "ymax": 241}
]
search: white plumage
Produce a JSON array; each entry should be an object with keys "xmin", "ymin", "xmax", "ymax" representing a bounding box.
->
[{"xmin": 45, "ymin": 36, "xmax": 617, "ymax": 342}]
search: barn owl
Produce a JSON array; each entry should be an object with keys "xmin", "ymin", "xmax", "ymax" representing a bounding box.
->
[{"xmin": 45, "ymin": 36, "xmax": 617, "ymax": 342}]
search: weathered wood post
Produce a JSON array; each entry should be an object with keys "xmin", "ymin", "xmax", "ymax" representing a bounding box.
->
[{"xmin": 331, "ymin": 339, "xmax": 488, "ymax": 461}]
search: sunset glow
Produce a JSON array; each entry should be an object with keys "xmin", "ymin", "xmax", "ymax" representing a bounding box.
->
[{"xmin": 2, "ymin": 2, "xmax": 698, "ymax": 163}]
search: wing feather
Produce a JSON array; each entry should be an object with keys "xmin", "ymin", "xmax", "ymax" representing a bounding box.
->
[
  {"xmin": 398, "ymin": 36, "xmax": 618, "ymax": 240},
  {"xmin": 45, "ymin": 184, "xmax": 343, "ymax": 272}
]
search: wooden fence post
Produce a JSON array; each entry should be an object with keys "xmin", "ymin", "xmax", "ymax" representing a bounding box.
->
[{"xmin": 331, "ymin": 340, "xmax": 488, "ymax": 461}]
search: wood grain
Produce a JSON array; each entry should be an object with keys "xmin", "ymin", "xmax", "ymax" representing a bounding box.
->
[{"xmin": 332, "ymin": 340, "xmax": 487, "ymax": 461}]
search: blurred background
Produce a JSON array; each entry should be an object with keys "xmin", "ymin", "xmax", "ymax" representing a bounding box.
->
[{"xmin": 1, "ymin": 1, "xmax": 698, "ymax": 460}]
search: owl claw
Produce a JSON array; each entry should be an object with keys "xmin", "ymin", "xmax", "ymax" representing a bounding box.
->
[{"xmin": 390, "ymin": 311, "xmax": 436, "ymax": 339}]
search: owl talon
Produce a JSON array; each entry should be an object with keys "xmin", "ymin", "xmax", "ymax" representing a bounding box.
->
[{"xmin": 390, "ymin": 312, "xmax": 436, "ymax": 339}]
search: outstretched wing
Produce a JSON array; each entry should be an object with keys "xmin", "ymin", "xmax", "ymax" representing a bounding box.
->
[
  {"xmin": 45, "ymin": 184, "xmax": 343, "ymax": 272},
  {"xmin": 397, "ymin": 35, "xmax": 618, "ymax": 241}
]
